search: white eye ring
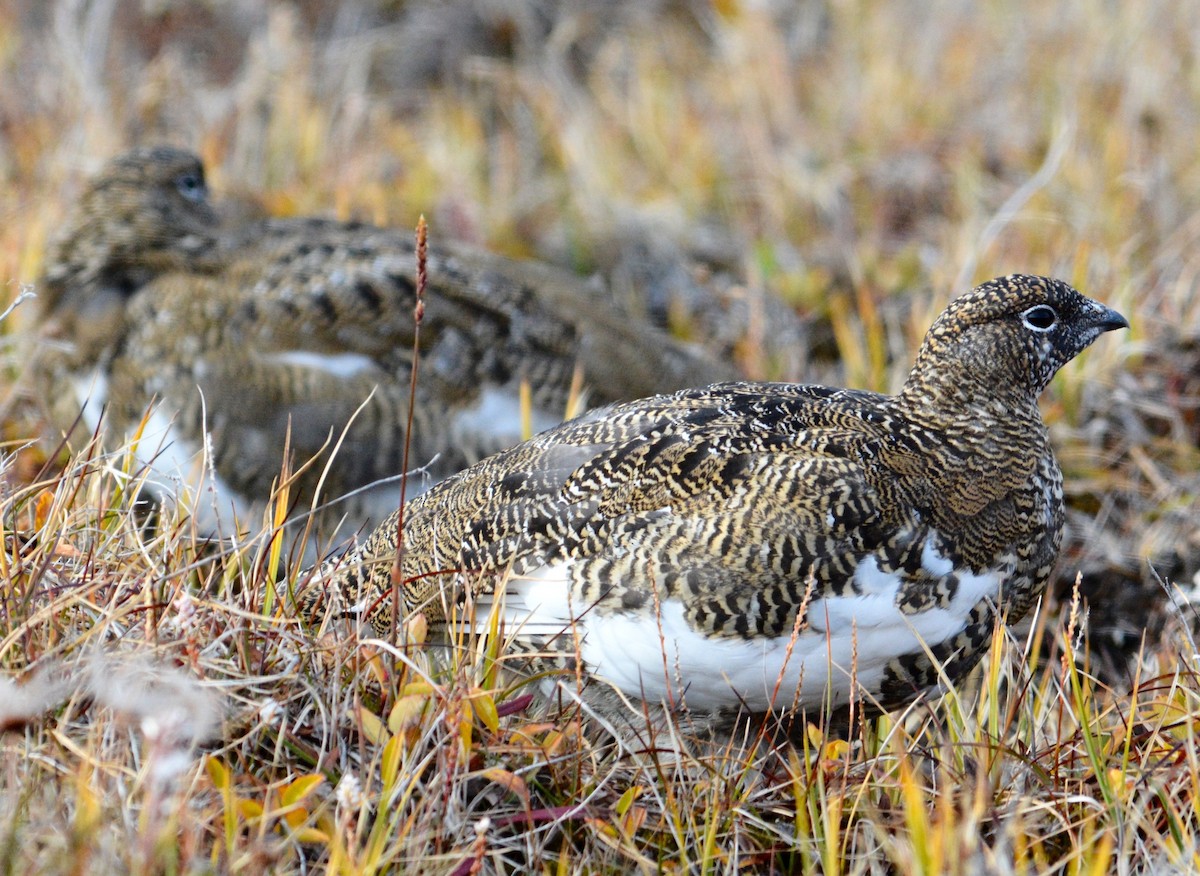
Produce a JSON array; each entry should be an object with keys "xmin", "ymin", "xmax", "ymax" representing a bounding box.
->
[{"xmin": 1022, "ymin": 304, "xmax": 1057, "ymax": 332}]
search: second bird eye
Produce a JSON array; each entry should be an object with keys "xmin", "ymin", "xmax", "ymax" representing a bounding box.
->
[{"xmin": 175, "ymin": 172, "xmax": 207, "ymax": 203}]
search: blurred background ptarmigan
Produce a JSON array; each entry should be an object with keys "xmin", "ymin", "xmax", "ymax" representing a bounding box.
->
[{"xmin": 32, "ymin": 146, "xmax": 735, "ymax": 557}]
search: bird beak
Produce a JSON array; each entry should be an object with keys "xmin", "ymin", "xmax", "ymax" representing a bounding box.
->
[{"xmin": 1091, "ymin": 305, "xmax": 1129, "ymax": 333}]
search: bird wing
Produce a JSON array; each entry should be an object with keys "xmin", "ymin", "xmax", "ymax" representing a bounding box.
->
[
  {"xmin": 389, "ymin": 382, "xmax": 927, "ymax": 632},
  {"xmin": 219, "ymin": 219, "xmax": 736, "ymax": 407}
]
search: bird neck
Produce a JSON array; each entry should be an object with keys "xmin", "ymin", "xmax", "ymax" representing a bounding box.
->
[
  {"xmin": 42, "ymin": 220, "xmax": 219, "ymax": 298},
  {"xmin": 894, "ymin": 351, "xmax": 1044, "ymax": 432},
  {"xmin": 890, "ymin": 357, "xmax": 1054, "ymax": 526}
]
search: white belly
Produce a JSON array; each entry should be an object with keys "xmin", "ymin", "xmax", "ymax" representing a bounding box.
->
[{"xmin": 476, "ymin": 549, "xmax": 1003, "ymax": 712}]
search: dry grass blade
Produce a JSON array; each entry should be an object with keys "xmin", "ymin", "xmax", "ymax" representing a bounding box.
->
[{"xmin": 391, "ymin": 215, "xmax": 429, "ymax": 648}]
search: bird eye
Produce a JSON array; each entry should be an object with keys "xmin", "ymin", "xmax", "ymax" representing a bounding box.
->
[
  {"xmin": 1021, "ymin": 304, "xmax": 1057, "ymax": 332},
  {"xmin": 174, "ymin": 171, "xmax": 208, "ymax": 203}
]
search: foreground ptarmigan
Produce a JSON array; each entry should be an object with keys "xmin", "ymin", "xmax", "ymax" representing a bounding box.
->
[
  {"xmin": 302, "ymin": 275, "xmax": 1127, "ymax": 718},
  {"xmin": 33, "ymin": 147, "xmax": 733, "ymax": 552}
]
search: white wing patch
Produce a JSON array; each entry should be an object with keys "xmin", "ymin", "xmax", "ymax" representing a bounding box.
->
[
  {"xmin": 262, "ymin": 350, "xmax": 377, "ymax": 378},
  {"xmin": 451, "ymin": 388, "xmax": 564, "ymax": 445},
  {"xmin": 921, "ymin": 534, "xmax": 954, "ymax": 576},
  {"xmin": 131, "ymin": 407, "xmax": 429, "ymax": 554},
  {"xmin": 853, "ymin": 555, "xmax": 898, "ymax": 594}
]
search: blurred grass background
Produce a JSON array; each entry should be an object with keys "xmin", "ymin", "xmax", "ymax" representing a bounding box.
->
[{"xmin": 0, "ymin": 1, "xmax": 1198, "ymax": 872}]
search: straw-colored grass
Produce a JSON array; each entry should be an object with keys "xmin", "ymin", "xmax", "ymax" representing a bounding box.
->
[{"xmin": 1, "ymin": 0, "xmax": 1198, "ymax": 872}]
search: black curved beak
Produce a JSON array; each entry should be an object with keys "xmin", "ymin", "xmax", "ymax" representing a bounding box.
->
[{"xmin": 1093, "ymin": 305, "xmax": 1129, "ymax": 333}]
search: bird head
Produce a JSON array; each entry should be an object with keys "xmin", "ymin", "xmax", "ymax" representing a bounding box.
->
[
  {"xmin": 900, "ymin": 274, "xmax": 1128, "ymax": 413},
  {"xmin": 40, "ymin": 146, "xmax": 220, "ymax": 315}
]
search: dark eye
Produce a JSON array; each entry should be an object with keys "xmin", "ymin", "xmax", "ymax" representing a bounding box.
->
[
  {"xmin": 1022, "ymin": 304, "xmax": 1057, "ymax": 332},
  {"xmin": 175, "ymin": 171, "xmax": 207, "ymax": 203}
]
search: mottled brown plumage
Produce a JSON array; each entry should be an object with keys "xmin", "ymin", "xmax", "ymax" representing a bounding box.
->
[
  {"xmin": 303, "ymin": 275, "xmax": 1127, "ymax": 717},
  {"xmin": 32, "ymin": 147, "xmax": 733, "ymax": 552}
]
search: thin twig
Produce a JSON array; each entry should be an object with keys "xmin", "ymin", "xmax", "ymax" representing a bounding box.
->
[{"xmin": 0, "ymin": 286, "xmax": 36, "ymax": 323}]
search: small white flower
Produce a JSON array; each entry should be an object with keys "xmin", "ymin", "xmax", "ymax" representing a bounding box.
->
[
  {"xmin": 258, "ymin": 698, "xmax": 282, "ymax": 725},
  {"xmin": 170, "ymin": 592, "xmax": 197, "ymax": 633},
  {"xmin": 335, "ymin": 773, "xmax": 366, "ymax": 814}
]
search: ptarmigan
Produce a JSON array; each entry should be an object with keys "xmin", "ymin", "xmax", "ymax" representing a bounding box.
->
[
  {"xmin": 32, "ymin": 146, "xmax": 733, "ymax": 555},
  {"xmin": 302, "ymin": 275, "xmax": 1127, "ymax": 719}
]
